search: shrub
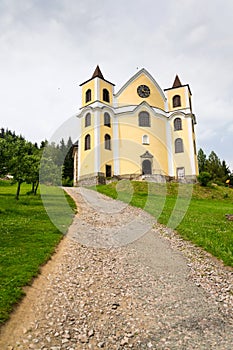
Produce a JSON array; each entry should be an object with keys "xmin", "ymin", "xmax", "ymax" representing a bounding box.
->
[
  {"xmin": 62, "ymin": 177, "xmax": 73, "ymax": 187},
  {"xmin": 198, "ymin": 172, "xmax": 212, "ymax": 186}
]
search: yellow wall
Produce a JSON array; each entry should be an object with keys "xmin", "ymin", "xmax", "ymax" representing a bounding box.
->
[
  {"xmin": 117, "ymin": 74, "xmax": 165, "ymax": 110},
  {"xmin": 99, "ymin": 80, "xmax": 113, "ymax": 105},
  {"xmin": 171, "ymin": 117, "xmax": 193, "ymax": 175},
  {"xmin": 166, "ymin": 87, "xmax": 187, "ymax": 111},
  {"xmin": 79, "ymin": 128, "xmax": 95, "ymax": 177},
  {"xmin": 99, "ymin": 112, "xmax": 113, "ymax": 174},
  {"xmin": 117, "ymin": 114, "xmax": 168, "ymax": 175},
  {"xmin": 81, "ymin": 80, "xmax": 95, "ymax": 107}
]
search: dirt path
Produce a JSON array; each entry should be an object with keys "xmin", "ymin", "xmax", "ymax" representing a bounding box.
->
[{"xmin": 0, "ymin": 187, "xmax": 232, "ymax": 349}]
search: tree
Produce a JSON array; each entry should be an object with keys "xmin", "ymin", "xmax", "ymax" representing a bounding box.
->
[
  {"xmin": 197, "ymin": 148, "xmax": 207, "ymax": 173},
  {"xmin": 25, "ymin": 152, "xmax": 41, "ymax": 194},
  {"xmin": 197, "ymin": 172, "xmax": 212, "ymax": 186},
  {"xmin": 9, "ymin": 139, "xmax": 34, "ymax": 199},
  {"xmin": 206, "ymin": 151, "xmax": 224, "ymax": 181},
  {"xmin": 62, "ymin": 137, "xmax": 74, "ymax": 183},
  {"xmin": 222, "ymin": 160, "xmax": 230, "ymax": 178},
  {"xmin": 0, "ymin": 138, "xmax": 11, "ymax": 176},
  {"xmin": 39, "ymin": 156, "xmax": 62, "ymax": 185}
]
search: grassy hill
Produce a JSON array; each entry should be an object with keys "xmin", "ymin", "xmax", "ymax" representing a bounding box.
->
[{"xmin": 94, "ymin": 181, "xmax": 233, "ymax": 267}]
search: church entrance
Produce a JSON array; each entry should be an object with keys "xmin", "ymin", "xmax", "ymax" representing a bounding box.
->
[
  {"xmin": 142, "ymin": 159, "xmax": 152, "ymax": 175},
  {"xmin": 105, "ymin": 164, "xmax": 112, "ymax": 178}
]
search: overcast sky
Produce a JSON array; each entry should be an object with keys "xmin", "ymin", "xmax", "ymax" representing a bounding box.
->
[{"xmin": 1, "ymin": 0, "xmax": 233, "ymax": 170}]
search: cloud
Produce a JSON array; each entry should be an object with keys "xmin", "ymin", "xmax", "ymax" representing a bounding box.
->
[{"xmin": 0, "ymin": 0, "xmax": 232, "ymax": 170}]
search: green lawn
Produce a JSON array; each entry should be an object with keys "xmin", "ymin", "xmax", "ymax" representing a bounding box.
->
[
  {"xmin": 0, "ymin": 181, "xmax": 76, "ymax": 324},
  {"xmin": 94, "ymin": 181, "xmax": 233, "ymax": 267}
]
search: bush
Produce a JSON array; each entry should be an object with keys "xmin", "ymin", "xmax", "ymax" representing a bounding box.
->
[
  {"xmin": 62, "ymin": 177, "xmax": 73, "ymax": 187},
  {"xmin": 198, "ymin": 172, "xmax": 212, "ymax": 186}
]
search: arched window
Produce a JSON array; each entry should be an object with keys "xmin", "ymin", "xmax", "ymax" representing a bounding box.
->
[
  {"xmin": 142, "ymin": 135, "xmax": 149, "ymax": 145},
  {"xmin": 175, "ymin": 138, "xmax": 184, "ymax": 153},
  {"xmin": 103, "ymin": 89, "xmax": 110, "ymax": 102},
  {"xmin": 104, "ymin": 112, "xmax": 111, "ymax": 127},
  {"xmin": 104, "ymin": 134, "xmax": 111, "ymax": 150},
  {"xmin": 173, "ymin": 95, "xmax": 181, "ymax": 107},
  {"xmin": 174, "ymin": 117, "xmax": 182, "ymax": 130},
  {"xmin": 85, "ymin": 89, "xmax": 91, "ymax": 103},
  {"xmin": 139, "ymin": 111, "xmax": 150, "ymax": 127},
  {"xmin": 85, "ymin": 113, "xmax": 91, "ymax": 127},
  {"xmin": 84, "ymin": 134, "xmax": 91, "ymax": 150}
]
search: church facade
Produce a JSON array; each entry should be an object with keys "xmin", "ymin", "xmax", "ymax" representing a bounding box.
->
[{"xmin": 73, "ymin": 66, "xmax": 198, "ymax": 186}]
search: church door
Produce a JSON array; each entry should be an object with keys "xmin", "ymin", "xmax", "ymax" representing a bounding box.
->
[
  {"xmin": 105, "ymin": 164, "xmax": 112, "ymax": 178},
  {"xmin": 142, "ymin": 159, "xmax": 152, "ymax": 175}
]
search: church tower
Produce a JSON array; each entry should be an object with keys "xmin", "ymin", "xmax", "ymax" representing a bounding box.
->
[
  {"xmin": 80, "ymin": 65, "xmax": 115, "ymax": 107},
  {"xmin": 164, "ymin": 75, "xmax": 198, "ymax": 179},
  {"xmin": 77, "ymin": 66, "xmax": 115, "ymax": 184}
]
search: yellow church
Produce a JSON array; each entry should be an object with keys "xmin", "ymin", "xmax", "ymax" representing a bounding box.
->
[{"xmin": 73, "ymin": 66, "xmax": 198, "ymax": 186}]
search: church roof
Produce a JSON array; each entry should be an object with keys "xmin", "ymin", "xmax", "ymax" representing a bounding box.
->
[
  {"xmin": 80, "ymin": 65, "xmax": 115, "ymax": 86},
  {"xmin": 164, "ymin": 74, "xmax": 192, "ymax": 95},
  {"xmin": 172, "ymin": 75, "xmax": 182, "ymax": 88},
  {"xmin": 92, "ymin": 65, "xmax": 104, "ymax": 79}
]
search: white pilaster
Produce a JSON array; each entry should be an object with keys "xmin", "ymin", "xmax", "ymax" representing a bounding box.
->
[
  {"xmin": 187, "ymin": 117, "xmax": 196, "ymax": 175},
  {"xmin": 113, "ymin": 115, "xmax": 119, "ymax": 175},
  {"xmin": 95, "ymin": 78, "xmax": 100, "ymax": 101},
  {"xmin": 185, "ymin": 87, "xmax": 190, "ymax": 110},
  {"xmin": 166, "ymin": 120, "xmax": 174, "ymax": 177},
  {"xmin": 77, "ymin": 138, "xmax": 81, "ymax": 180}
]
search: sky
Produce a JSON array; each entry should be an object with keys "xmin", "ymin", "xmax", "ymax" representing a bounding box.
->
[{"xmin": 1, "ymin": 0, "xmax": 233, "ymax": 171}]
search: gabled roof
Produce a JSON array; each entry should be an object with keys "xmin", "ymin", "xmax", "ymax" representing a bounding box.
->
[
  {"xmin": 115, "ymin": 68, "xmax": 167, "ymax": 102},
  {"xmin": 80, "ymin": 65, "xmax": 115, "ymax": 86}
]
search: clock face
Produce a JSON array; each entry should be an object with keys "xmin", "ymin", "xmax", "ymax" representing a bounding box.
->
[{"xmin": 137, "ymin": 85, "xmax": 150, "ymax": 98}]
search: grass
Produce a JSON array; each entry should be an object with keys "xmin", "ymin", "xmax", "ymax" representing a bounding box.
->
[
  {"xmin": 0, "ymin": 180, "xmax": 76, "ymax": 324},
  {"xmin": 93, "ymin": 181, "xmax": 233, "ymax": 267}
]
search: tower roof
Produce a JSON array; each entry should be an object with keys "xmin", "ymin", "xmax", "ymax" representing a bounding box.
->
[
  {"xmin": 92, "ymin": 65, "xmax": 104, "ymax": 79},
  {"xmin": 172, "ymin": 75, "xmax": 182, "ymax": 88},
  {"xmin": 164, "ymin": 74, "xmax": 192, "ymax": 95},
  {"xmin": 80, "ymin": 65, "xmax": 115, "ymax": 86}
]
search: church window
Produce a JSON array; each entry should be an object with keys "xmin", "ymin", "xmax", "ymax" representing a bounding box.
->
[
  {"xmin": 175, "ymin": 138, "xmax": 184, "ymax": 153},
  {"xmin": 139, "ymin": 111, "xmax": 150, "ymax": 127},
  {"xmin": 142, "ymin": 135, "xmax": 149, "ymax": 145},
  {"xmin": 177, "ymin": 167, "xmax": 185, "ymax": 179},
  {"xmin": 85, "ymin": 89, "xmax": 91, "ymax": 103},
  {"xmin": 84, "ymin": 134, "xmax": 91, "ymax": 150},
  {"xmin": 173, "ymin": 95, "xmax": 181, "ymax": 107},
  {"xmin": 103, "ymin": 89, "xmax": 110, "ymax": 102},
  {"xmin": 104, "ymin": 112, "xmax": 111, "ymax": 127},
  {"xmin": 85, "ymin": 113, "xmax": 91, "ymax": 127},
  {"xmin": 104, "ymin": 134, "xmax": 111, "ymax": 150},
  {"xmin": 174, "ymin": 117, "xmax": 182, "ymax": 130}
]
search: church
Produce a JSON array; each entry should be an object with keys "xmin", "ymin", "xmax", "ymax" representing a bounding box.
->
[{"xmin": 73, "ymin": 66, "xmax": 198, "ymax": 186}]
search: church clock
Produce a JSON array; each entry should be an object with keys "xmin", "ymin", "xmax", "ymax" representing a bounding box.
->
[{"xmin": 137, "ymin": 85, "xmax": 150, "ymax": 98}]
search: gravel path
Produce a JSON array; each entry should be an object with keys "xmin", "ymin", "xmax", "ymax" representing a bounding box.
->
[{"xmin": 0, "ymin": 187, "xmax": 232, "ymax": 349}]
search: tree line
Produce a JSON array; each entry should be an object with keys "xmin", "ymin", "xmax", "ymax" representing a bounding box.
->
[
  {"xmin": 197, "ymin": 148, "xmax": 232, "ymax": 186},
  {"xmin": 0, "ymin": 128, "xmax": 74, "ymax": 199}
]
